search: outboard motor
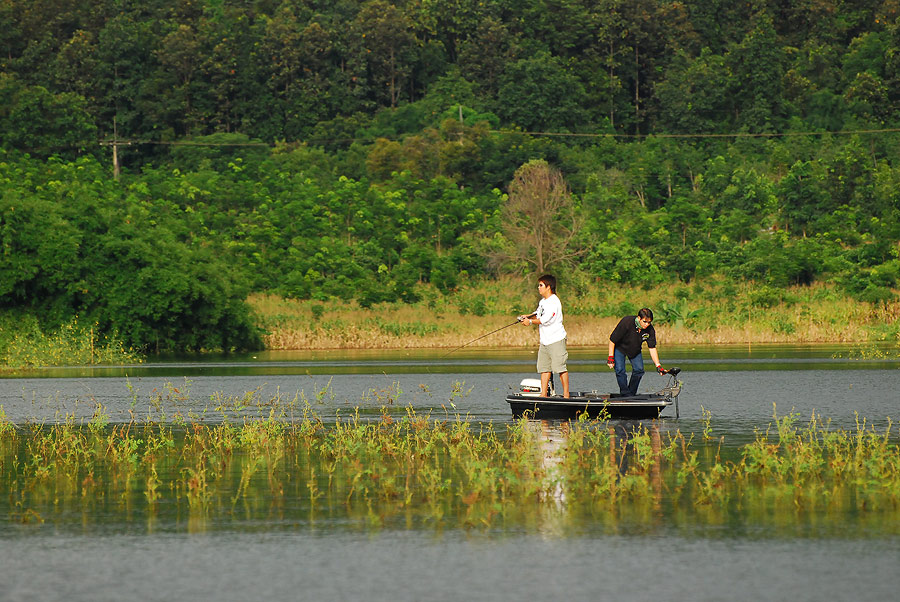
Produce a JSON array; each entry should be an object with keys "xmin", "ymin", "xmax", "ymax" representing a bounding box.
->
[
  {"xmin": 519, "ymin": 375, "xmax": 554, "ymax": 397},
  {"xmin": 519, "ymin": 379, "xmax": 542, "ymax": 396}
]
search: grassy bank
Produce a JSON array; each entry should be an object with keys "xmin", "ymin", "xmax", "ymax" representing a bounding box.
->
[
  {"xmin": 0, "ymin": 315, "xmax": 142, "ymax": 369},
  {"xmin": 2, "ymin": 278, "xmax": 898, "ymax": 369},
  {"xmin": 252, "ymin": 277, "xmax": 900, "ymax": 350}
]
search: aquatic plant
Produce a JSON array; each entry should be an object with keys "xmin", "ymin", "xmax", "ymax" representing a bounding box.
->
[
  {"xmin": 0, "ymin": 406, "xmax": 15, "ymax": 438},
  {"xmin": 2, "ymin": 316, "xmax": 143, "ymax": 368},
  {"xmin": 700, "ymin": 406, "xmax": 713, "ymax": 440},
  {"xmin": 1, "ymin": 399, "xmax": 899, "ymax": 534}
]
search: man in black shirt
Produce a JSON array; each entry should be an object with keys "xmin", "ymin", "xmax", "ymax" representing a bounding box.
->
[{"xmin": 606, "ymin": 308, "xmax": 664, "ymax": 396}]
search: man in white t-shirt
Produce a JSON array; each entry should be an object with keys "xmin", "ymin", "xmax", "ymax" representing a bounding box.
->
[{"xmin": 518, "ymin": 274, "xmax": 569, "ymax": 397}]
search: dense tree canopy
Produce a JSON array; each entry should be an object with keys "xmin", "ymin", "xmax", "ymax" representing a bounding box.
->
[
  {"xmin": 3, "ymin": 0, "xmax": 900, "ymax": 351},
  {"xmin": 5, "ymin": 0, "xmax": 899, "ymax": 148}
]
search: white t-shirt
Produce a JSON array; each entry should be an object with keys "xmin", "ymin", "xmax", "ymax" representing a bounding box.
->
[{"xmin": 534, "ymin": 294, "xmax": 566, "ymax": 345}]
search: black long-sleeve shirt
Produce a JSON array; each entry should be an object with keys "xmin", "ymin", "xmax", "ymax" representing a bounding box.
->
[{"xmin": 609, "ymin": 316, "xmax": 657, "ymax": 359}]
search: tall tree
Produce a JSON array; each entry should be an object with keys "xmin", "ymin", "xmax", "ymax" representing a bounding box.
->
[
  {"xmin": 94, "ymin": 12, "xmax": 160, "ymax": 142},
  {"xmin": 495, "ymin": 51, "xmax": 588, "ymax": 131},
  {"xmin": 416, "ymin": 0, "xmax": 488, "ymax": 62},
  {"xmin": 655, "ymin": 49, "xmax": 733, "ymax": 134},
  {"xmin": 350, "ymin": 1, "xmax": 418, "ymax": 108},
  {"xmin": 726, "ymin": 11, "xmax": 787, "ymax": 131},
  {"xmin": 457, "ymin": 17, "xmax": 517, "ymax": 99},
  {"xmin": 0, "ymin": 77, "xmax": 97, "ymax": 157},
  {"xmin": 156, "ymin": 23, "xmax": 202, "ymax": 133},
  {"xmin": 500, "ymin": 159, "xmax": 585, "ymax": 274}
]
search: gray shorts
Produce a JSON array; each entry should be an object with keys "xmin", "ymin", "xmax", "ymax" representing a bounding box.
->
[{"xmin": 537, "ymin": 338, "xmax": 568, "ymax": 374}]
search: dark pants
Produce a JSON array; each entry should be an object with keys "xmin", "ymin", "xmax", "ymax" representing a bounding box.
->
[{"xmin": 614, "ymin": 348, "xmax": 644, "ymax": 395}]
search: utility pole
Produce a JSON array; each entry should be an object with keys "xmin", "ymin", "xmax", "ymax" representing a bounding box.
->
[{"xmin": 99, "ymin": 116, "xmax": 130, "ymax": 180}]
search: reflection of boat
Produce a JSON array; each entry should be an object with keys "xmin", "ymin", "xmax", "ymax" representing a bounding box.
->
[{"xmin": 506, "ymin": 368, "xmax": 683, "ymax": 420}]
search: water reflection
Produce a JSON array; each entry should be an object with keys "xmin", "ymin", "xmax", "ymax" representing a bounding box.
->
[
  {"xmin": 530, "ymin": 420, "xmax": 569, "ymax": 504},
  {"xmin": 520, "ymin": 419, "xmax": 569, "ymax": 539},
  {"xmin": 609, "ymin": 421, "xmax": 664, "ymax": 511},
  {"xmin": 524, "ymin": 417, "xmax": 668, "ymax": 538},
  {"xmin": 4, "ymin": 342, "xmax": 900, "ymax": 379}
]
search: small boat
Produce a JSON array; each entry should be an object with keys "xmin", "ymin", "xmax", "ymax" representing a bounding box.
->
[{"xmin": 506, "ymin": 368, "xmax": 683, "ymax": 420}]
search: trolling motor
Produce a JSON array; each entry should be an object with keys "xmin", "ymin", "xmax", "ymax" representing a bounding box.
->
[{"xmin": 656, "ymin": 367, "xmax": 683, "ymax": 417}]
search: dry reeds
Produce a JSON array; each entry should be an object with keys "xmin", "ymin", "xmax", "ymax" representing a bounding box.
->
[{"xmin": 249, "ymin": 279, "xmax": 900, "ymax": 350}]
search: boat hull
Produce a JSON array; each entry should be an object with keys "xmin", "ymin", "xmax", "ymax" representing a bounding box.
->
[{"xmin": 506, "ymin": 392, "xmax": 673, "ymax": 420}]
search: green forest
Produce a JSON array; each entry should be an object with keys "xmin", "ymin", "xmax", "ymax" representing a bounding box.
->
[{"xmin": 3, "ymin": 0, "xmax": 900, "ymax": 356}]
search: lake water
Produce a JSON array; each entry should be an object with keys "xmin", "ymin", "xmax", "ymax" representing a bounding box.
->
[{"xmin": 2, "ymin": 344, "xmax": 899, "ymax": 601}]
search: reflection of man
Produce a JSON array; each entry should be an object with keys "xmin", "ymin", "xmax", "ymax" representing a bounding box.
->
[
  {"xmin": 539, "ymin": 419, "xmax": 568, "ymax": 505},
  {"xmin": 606, "ymin": 308, "xmax": 664, "ymax": 396}
]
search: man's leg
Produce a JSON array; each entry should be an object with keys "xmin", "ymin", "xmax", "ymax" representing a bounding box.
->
[
  {"xmin": 628, "ymin": 353, "xmax": 645, "ymax": 395},
  {"xmin": 559, "ymin": 371, "xmax": 569, "ymax": 398},
  {"xmin": 537, "ymin": 344, "xmax": 552, "ymax": 396},
  {"xmin": 614, "ymin": 348, "xmax": 629, "ymax": 394},
  {"xmin": 541, "ymin": 371, "xmax": 551, "ymax": 396}
]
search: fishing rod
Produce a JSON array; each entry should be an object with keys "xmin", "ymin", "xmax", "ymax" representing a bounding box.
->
[{"xmin": 438, "ymin": 318, "xmax": 527, "ymax": 359}]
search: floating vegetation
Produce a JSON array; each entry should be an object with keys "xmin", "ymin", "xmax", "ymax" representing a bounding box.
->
[
  {"xmin": 835, "ymin": 341, "xmax": 900, "ymax": 360},
  {"xmin": 1, "ymin": 402, "xmax": 898, "ymax": 533}
]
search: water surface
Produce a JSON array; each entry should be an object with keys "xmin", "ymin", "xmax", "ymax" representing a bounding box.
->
[
  {"xmin": 1, "ymin": 344, "xmax": 898, "ymax": 601},
  {"xmin": 2, "ymin": 344, "xmax": 898, "ymax": 433}
]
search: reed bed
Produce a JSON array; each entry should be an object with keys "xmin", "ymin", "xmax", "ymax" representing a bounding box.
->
[
  {"xmin": 3, "ymin": 280, "xmax": 896, "ymax": 369},
  {"xmin": 2, "ymin": 316, "xmax": 142, "ymax": 369},
  {"xmin": 2, "ymin": 401, "xmax": 898, "ymax": 531},
  {"xmin": 251, "ymin": 279, "xmax": 900, "ymax": 350}
]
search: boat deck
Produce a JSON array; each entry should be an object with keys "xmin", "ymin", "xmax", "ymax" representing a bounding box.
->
[{"xmin": 506, "ymin": 368, "xmax": 683, "ymax": 420}]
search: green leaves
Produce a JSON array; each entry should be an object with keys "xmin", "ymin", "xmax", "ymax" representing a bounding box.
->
[
  {"xmin": 0, "ymin": 152, "xmax": 261, "ymax": 353},
  {"xmin": 0, "ymin": 75, "xmax": 97, "ymax": 158}
]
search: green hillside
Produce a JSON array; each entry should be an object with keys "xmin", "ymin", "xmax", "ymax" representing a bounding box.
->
[{"xmin": 2, "ymin": 1, "xmax": 900, "ymax": 360}]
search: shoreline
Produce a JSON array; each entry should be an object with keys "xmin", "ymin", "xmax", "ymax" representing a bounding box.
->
[
  {"xmin": 3, "ymin": 280, "xmax": 898, "ymax": 369},
  {"xmin": 250, "ymin": 282, "xmax": 900, "ymax": 351},
  {"xmin": 258, "ymin": 316, "xmax": 879, "ymax": 351}
]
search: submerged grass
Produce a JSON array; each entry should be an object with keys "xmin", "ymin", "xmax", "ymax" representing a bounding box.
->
[{"xmin": 2, "ymin": 398, "xmax": 898, "ymax": 532}]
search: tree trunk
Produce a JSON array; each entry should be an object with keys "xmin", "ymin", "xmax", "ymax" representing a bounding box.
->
[{"xmin": 634, "ymin": 44, "xmax": 640, "ymax": 133}]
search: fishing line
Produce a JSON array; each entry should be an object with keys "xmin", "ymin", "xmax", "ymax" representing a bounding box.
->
[{"xmin": 437, "ymin": 319, "xmax": 524, "ymax": 361}]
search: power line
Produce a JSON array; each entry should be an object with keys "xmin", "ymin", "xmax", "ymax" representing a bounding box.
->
[
  {"xmin": 93, "ymin": 126, "xmax": 900, "ymax": 150},
  {"xmin": 488, "ymin": 127, "xmax": 900, "ymax": 139},
  {"xmin": 99, "ymin": 139, "xmax": 270, "ymax": 146}
]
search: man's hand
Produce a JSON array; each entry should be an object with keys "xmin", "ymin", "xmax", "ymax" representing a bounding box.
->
[
  {"xmin": 656, "ymin": 365, "xmax": 666, "ymax": 375},
  {"xmin": 607, "ymin": 355, "xmax": 615, "ymax": 369}
]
